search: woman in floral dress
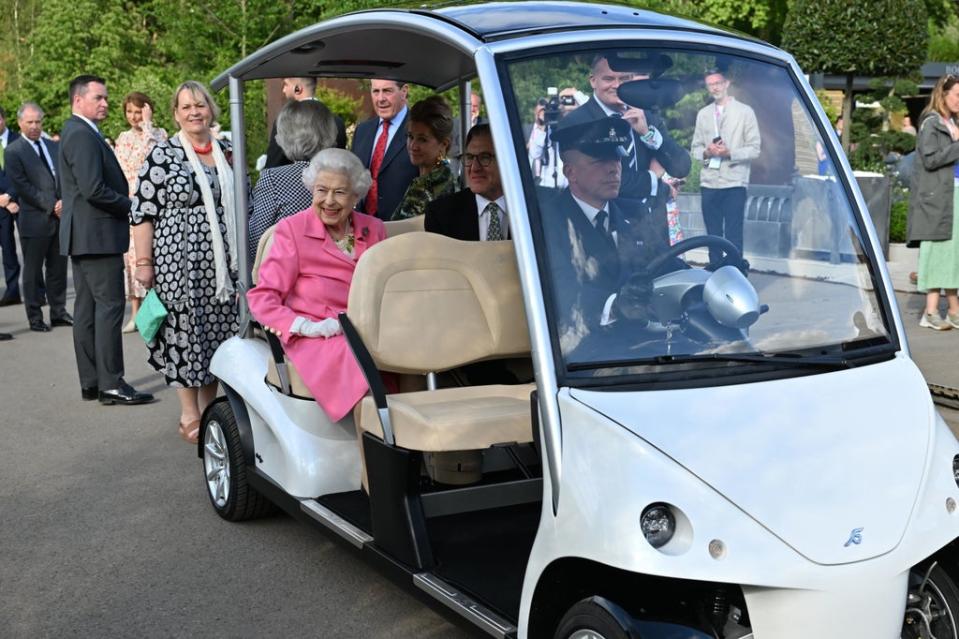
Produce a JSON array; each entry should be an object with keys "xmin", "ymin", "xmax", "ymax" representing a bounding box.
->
[{"xmin": 114, "ymin": 92, "xmax": 167, "ymax": 332}]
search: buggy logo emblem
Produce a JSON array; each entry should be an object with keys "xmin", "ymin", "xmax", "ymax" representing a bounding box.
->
[{"xmin": 844, "ymin": 527, "xmax": 864, "ymax": 547}]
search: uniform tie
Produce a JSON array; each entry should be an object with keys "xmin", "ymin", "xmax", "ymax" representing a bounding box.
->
[{"xmin": 594, "ymin": 209, "xmax": 615, "ymax": 248}]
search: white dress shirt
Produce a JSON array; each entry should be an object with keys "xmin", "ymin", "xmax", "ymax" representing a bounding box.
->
[
  {"xmin": 31, "ymin": 138, "xmax": 56, "ymax": 177},
  {"xmin": 369, "ymin": 105, "xmax": 408, "ymax": 162},
  {"xmin": 475, "ymin": 194, "xmax": 509, "ymax": 241}
]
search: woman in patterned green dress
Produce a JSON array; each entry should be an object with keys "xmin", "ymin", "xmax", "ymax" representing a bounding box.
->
[{"xmin": 391, "ymin": 96, "xmax": 457, "ymax": 220}]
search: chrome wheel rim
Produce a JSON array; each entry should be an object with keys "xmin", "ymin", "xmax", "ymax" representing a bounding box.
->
[
  {"xmin": 570, "ymin": 631, "xmax": 607, "ymax": 639},
  {"xmin": 203, "ymin": 420, "xmax": 230, "ymax": 508}
]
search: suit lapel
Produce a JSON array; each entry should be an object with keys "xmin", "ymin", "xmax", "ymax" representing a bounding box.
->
[
  {"xmin": 464, "ymin": 191, "xmax": 481, "ymax": 241},
  {"xmin": 380, "ymin": 112, "xmax": 409, "ymax": 170},
  {"xmin": 560, "ymin": 190, "xmax": 620, "ymax": 283},
  {"xmin": 354, "ymin": 119, "xmax": 375, "ymax": 166}
]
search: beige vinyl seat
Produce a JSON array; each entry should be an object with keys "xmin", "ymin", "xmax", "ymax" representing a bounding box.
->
[
  {"xmin": 256, "ymin": 215, "xmax": 427, "ymax": 398},
  {"xmin": 348, "ymin": 232, "xmax": 534, "ymax": 455}
]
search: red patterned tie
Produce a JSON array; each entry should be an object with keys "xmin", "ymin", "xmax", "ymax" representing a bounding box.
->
[{"xmin": 366, "ymin": 119, "xmax": 391, "ymax": 216}]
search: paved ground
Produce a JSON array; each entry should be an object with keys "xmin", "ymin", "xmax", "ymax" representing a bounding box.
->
[
  {"xmin": 0, "ymin": 298, "xmax": 477, "ymax": 638},
  {"xmin": 0, "ymin": 254, "xmax": 956, "ymax": 639}
]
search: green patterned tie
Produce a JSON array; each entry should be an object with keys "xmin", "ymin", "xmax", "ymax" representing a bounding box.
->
[{"xmin": 485, "ymin": 202, "xmax": 503, "ymax": 241}]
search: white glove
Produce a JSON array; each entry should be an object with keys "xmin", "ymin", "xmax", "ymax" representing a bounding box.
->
[{"xmin": 292, "ymin": 317, "xmax": 342, "ymax": 338}]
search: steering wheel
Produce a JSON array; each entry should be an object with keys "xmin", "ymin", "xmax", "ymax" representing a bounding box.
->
[{"xmin": 645, "ymin": 235, "xmax": 745, "ymax": 278}]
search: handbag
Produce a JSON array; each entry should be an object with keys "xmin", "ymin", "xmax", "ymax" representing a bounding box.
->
[{"xmin": 136, "ymin": 289, "xmax": 168, "ymax": 343}]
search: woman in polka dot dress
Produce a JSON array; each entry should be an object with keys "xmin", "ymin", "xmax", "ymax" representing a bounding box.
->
[{"xmin": 130, "ymin": 81, "xmax": 241, "ymax": 444}]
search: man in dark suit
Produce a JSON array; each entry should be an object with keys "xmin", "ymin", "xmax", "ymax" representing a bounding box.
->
[
  {"xmin": 59, "ymin": 75, "xmax": 153, "ymax": 405},
  {"xmin": 425, "ymin": 124, "xmax": 508, "ymax": 242},
  {"xmin": 545, "ymin": 115, "xmax": 672, "ymax": 335},
  {"xmin": 264, "ymin": 76, "xmax": 347, "ymax": 168},
  {"xmin": 350, "ymin": 79, "xmax": 418, "ymax": 220},
  {"xmin": 5, "ymin": 102, "xmax": 71, "ymax": 333},
  {"xmin": 0, "ymin": 106, "xmax": 22, "ymax": 306},
  {"xmin": 562, "ymin": 54, "xmax": 690, "ymax": 188}
]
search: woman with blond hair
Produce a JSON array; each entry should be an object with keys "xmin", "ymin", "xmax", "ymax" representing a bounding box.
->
[
  {"xmin": 909, "ymin": 74, "xmax": 959, "ymax": 330},
  {"xmin": 130, "ymin": 81, "xmax": 240, "ymax": 443}
]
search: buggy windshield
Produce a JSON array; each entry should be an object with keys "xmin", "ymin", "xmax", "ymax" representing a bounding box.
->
[{"xmin": 501, "ymin": 46, "xmax": 893, "ymax": 378}]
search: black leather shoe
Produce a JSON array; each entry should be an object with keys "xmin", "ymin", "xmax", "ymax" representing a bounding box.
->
[
  {"xmin": 29, "ymin": 320, "xmax": 51, "ymax": 332},
  {"xmin": 99, "ymin": 379, "xmax": 155, "ymax": 406},
  {"xmin": 51, "ymin": 314, "xmax": 74, "ymax": 327},
  {"xmin": 0, "ymin": 297, "xmax": 22, "ymax": 307},
  {"xmin": 0, "ymin": 332, "xmax": 12, "ymax": 341},
  {"xmin": 81, "ymin": 387, "xmax": 98, "ymax": 401}
]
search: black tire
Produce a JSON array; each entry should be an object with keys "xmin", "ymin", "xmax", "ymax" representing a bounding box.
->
[
  {"xmin": 554, "ymin": 598, "xmax": 631, "ymax": 639},
  {"xmin": 904, "ymin": 562, "xmax": 959, "ymax": 639},
  {"xmin": 202, "ymin": 400, "xmax": 275, "ymax": 521}
]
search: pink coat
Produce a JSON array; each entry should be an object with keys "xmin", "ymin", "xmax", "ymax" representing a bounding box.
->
[{"xmin": 247, "ymin": 208, "xmax": 386, "ymax": 421}]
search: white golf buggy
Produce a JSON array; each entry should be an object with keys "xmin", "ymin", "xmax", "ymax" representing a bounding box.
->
[{"xmin": 199, "ymin": 3, "xmax": 959, "ymax": 638}]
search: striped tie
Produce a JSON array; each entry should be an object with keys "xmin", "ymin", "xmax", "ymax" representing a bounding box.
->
[{"xmin": 610, "ymin": 112, "xmax": 637, "ymax": 170}]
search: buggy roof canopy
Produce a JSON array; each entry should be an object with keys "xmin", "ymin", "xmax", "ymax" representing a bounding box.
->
[{"xmin": 210, "ymin": 1, "xmax": 726, "ymax": 91}]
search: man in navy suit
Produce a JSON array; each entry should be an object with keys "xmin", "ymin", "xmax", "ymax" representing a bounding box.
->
[
  {"xmin": 5, "ymin": 102, "xmax": 70, "ymax": 333},
  {"xmin": 0, "ymin": 106, "xmax": 22, "ymax": 306},
  {"xmin": 350, "ymin": 79, "xmax": 418, "ymax": 220},
  {"xmin": 562, "ymin": 53, "xmax": 690, "ymax": 187}
]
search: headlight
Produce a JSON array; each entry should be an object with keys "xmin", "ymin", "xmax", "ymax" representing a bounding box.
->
[{"xmin": 641, "ymin": 503, "xmax": 676, "ymax": 549}]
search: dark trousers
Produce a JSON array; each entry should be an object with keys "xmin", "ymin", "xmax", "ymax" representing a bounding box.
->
[
  {"xmin": 0, "ymin": 209, "xmax": 20, "ymax": 300},
  {"xmin": 71, "ymin": 255, "xmax": 125, "ymax": 390},
  {"xmin": 701, "ymin": 186, "xmax": 747, "ymax": 264},
  {"xmin": 22, "ymin": 234, "xmax": 68, "ymax": 324}
]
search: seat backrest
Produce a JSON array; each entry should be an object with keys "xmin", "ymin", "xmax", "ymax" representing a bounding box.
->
[
  {"xmin": 251, "ymin": 224, "xmax": 278, "ymax": 285},
  {"xmin": 384, "ymin": 214, "xmax": 426, "ymax": 237},
  {"xmin": 348, "ymin": 232, "xmax": 530, "ymax": 375}
]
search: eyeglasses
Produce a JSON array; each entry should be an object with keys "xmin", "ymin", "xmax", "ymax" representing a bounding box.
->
[{"xmin": 463, "ymin": 152, "xmax": 495, "ymax": 167}]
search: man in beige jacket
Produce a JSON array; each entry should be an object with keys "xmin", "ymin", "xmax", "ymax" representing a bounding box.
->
[{"xmin": 691, "ymin": 68, "xmax": 761, "ymax": 264}]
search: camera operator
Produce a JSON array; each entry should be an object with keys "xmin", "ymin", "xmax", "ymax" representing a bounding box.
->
[{"xmin": 528, "ymin": 88, "xmax": 579, "ymax": 188}]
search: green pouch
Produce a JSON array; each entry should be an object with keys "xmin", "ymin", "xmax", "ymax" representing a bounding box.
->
[{"xmin": 136, "ymin": 289, "xmax": 168, "ymax": 343}]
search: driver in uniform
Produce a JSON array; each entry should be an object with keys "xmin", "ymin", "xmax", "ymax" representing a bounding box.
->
[{"xmin": 544, "ymin": 115, "xmax": 676, "ymax": 344}]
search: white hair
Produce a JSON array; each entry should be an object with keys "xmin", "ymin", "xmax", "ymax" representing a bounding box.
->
[
  {"xmin": 276, "ymin": 100, "xmax": 336, "ymax": 161},
  {"xmin": 302, "ymin": 148, "xmax": 372, "ymax": 200}
]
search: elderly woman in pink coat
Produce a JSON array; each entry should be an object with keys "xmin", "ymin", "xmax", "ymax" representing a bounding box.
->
[{"xmin": 247, "ymin": 148, "xmax": 386, "ymax": 421}]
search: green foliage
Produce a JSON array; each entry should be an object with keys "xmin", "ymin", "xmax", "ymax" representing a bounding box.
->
[
  {"xmin": 782, "ymin": 0, "xmax": 929, "ymax": 77},
  {"xmin": 647, "ymin": 0, "xmax": 790, "ymax": 44},
  {"xmin": 928, "ymin": 13, "xmax": 959, "ymax": 61},
  {"xmin": 890, "ymin": 195, "xmax": 909, "ymax": 243},
  {"xmin": 815, "ymin": 90, "xmax": 839, "ymax": 124},
  {"xmin": 315, "ymin": 86, "xmax": 363, "ymax": 127}
]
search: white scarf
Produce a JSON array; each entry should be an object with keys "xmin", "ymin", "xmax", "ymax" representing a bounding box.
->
[{"xmin": 177, "ymin": 129, "xmax": 237, "ymax": 303}]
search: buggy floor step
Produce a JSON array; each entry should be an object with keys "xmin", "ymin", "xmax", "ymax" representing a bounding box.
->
[
  {"xmin": 414, "ymin": 572, "xmax": 517, "ymax": 638},
  {"xmin": 300, "ymin": 499, "xmax": 373, "ymax": 549}
]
